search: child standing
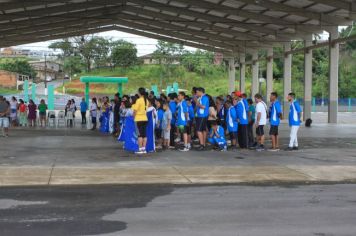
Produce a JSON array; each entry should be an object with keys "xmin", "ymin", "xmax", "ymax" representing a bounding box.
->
[
  {"xmin": 38, "ymin": 99, "xmax": 47, "ymax": 127},
  {"xmin": 155, "ymin": 99, "xmax": 164, "ymax": 149},
  {"xmin": 177, "ymin": 92, "xmax": 189, "ymax": 152},
  {"xmin": 225, "ymin": 100, "xmax": 238, "ymax": 149},
  {"xmin": 162, "ymin": 102, "xmax": 172, "ymax": 149},
  {"xmin": 18, "ymin": 99, "xmax": 27, "ymax": 127}
]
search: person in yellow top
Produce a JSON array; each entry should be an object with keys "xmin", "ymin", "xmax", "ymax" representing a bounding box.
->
[{"xmin": 132, "ymin": 88, "xmax": 149, "ymax": 154}]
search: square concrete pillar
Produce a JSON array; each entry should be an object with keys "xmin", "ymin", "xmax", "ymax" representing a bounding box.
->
[
  {"xmin": 228, "ymin": 57, "xmax": 236, "ymax": 95},
  {"xmin": 328, "ymin": 27, "xmax": 339, "ymax": 124},
  {"xmin": 283, "ymin": 42, "xmax": 292, "ymax": 119},
  {"xmin": 304, "ymin": 35, "xmax": 313, "ymax": 121},
  {"xmin": 266, "ymin": 48, "xmax": 273, "ymax": 102},
  {"xmin": 239, "ymin": 53, "xmax": 246, "ymax": 93},
  {"xmin": 251, "ymin": 51, "xmax": 259, "ymax": 97}
]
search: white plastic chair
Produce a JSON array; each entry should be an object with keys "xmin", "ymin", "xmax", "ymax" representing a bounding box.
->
[
  {"xmin": 57, "ymin": 111, "xmax": 66, "ymax": 127},
  {"xmin": 65, "ymin": 111, "xmax": 74, "ymax": 127},
  {"xmin": 47, "ymin": 111, "xmax": 56, "ymax": 127}
]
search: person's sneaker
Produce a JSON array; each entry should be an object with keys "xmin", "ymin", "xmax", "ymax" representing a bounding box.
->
[
  {"xmin": 135, "ymin": 150, "xmax": 144, "ymax": 154},
  {"xmin": 293, "ymin": 147, "xmax": 299, "ymax": 151},
  {"xmin": 220, "ymin": 146, "xmax": 227, "ymax": 152},
  {"xmin": 256, "ymin": 145, "xmax": 265, "ymax": 152},
  {"xmin": 179, "ymin": 147, "xmax": 189, "ymax": 152},
  {"xmin": 175, "ymin": 138, "xmax": 181, "ymax": 142},
  {"xmin": 268, "ymin": 148, "xmax": 279, "ymax": 152},
  {"xmin": 285, "ymin": 147, "xmax": 294, "ymax": 151},
  {"xmin": 197, "ymin": 145, "xmax": 205, "ymax": 151}
]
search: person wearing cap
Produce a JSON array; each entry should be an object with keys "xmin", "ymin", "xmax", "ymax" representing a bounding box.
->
[{"xmin": 235, "ymin": 91, "xmax": 249, "ymax": 149}]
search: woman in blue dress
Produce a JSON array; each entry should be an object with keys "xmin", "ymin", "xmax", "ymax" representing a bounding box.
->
[{"xmin": 145, "ymin": 101, "xmax": 157, "ymax": 153}]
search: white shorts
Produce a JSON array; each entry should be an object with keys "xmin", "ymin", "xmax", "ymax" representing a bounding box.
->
[
  {"xmin": 0, "ymin": 117, "xmax": 9, "ymax": 128},
  {"xmin": 162, "ymin": 129, "xmax": 170, "ymax": 140}
]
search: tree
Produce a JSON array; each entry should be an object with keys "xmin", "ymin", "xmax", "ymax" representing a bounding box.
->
[
  {"xmin": 63, "ymin": 56, "xmax": 84, "ymax": 76},
  {"xmin": 0, "ymin": 59, "xmax": 36, "ymax": 78},
  {"xmin": 153, "ymin": 40, "xmax": 184, "ymax": 64},
  {"xmin": 111, "ymin": 40, "xmax": 138, "ymax": 69}
]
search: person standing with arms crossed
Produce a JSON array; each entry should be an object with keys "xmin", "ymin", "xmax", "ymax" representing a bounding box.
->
[
  {"xmin": 254, "ymin": 94, "xmax": 267, "ymax": 152},
  {"xmin": 286, "ymin": 92, "xmax": 302, "ymax": 151}
]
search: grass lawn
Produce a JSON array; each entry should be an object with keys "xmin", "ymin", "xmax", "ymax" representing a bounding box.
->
[
  {"xmin": 57, "ymin": 64, "xmax": 256, "ymax": 96},
  {"xmin": 0, "ymin": 87, "xmax": 19, "ymax": 95}
]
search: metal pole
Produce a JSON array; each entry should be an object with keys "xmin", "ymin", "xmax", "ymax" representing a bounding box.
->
[{"xmin": 44, "ymin": 54, "xmax": 47, "ymax": 95}]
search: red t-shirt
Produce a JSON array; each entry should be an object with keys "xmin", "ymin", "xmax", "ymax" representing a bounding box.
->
[{"xmin": 19, "ymin": 104, "xmax": 26, "ymax": 113}]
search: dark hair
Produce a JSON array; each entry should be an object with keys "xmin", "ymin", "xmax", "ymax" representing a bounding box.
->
[
  {"xmin": 138, "ymin": 87, "xmax": 148, "ymax": 107},
  {"xmin": 12, "ymin": 96, "xmax": 17, "ymax": 101},
  {"xmin": 247, "ymin": 98, "xmax": 253, "ymax": 105},
  {"xmin": 288, "ymin": 92, "xmax": 296, "ymax": 98},
  {"xmin": 242, "ymin": 93, "xmax": 247, "ymax": 98},
  {"xmin": 19, "ymin": 99, "xmax": 24, "ymax": 104},
  {"xmin": 207, "ymin": 95, "xmax": 216, "ymax": 109},
  {"xmin": 196, "ymin": 87, "xmax": 204, "ymax": 93},
  {"xmin": 115, "ymin": 93, "xmax": 120, "ymax": 98},
  {"xmin": 160, "ymin": 93, "xmax": 167, "ymax": 101},
  {"xmin": 192, "ymin": 87, "xmax": 197, "ymax": 93},
  {"xmin": 29, "ymin": 99, "xmax": 34, "ymax": 105},
  {"xmin": 92, "ymin": 97, "xmax": 97, "ymax": 105},
  {"xmin": 130, "ymin": 96, "xmax": 137, "ymax": 104},
  {"xmin": 254, "ymin": 93, "xmax": 263, "ymax": 99},
  {"xmin": 271, "ymin": 92, "xmax": 278, "ymax": 98},
  {"xmin": 179, "ymin": 91, "xmax": 186, "ymax": 97},
  {"xmin": 124, "ymin": 100, "xmax": 131, "ymax": 108},
  {"xmin": 210, "ymin": 120, "xmax": 218, "ymax": 126},
  {"xmin": 184, "ymin": 95, "xmax": 191, "ymax": 101},
  {"xmin": 168, "ymin": 92, "xmax": 177, "ymax": 100}
]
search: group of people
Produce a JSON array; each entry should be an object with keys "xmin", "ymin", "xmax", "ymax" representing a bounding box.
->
[
  {"xmin": 92, "ymin": 87, "xmax": 302, "ymax": 154},
  {"xmin": 0, "ymin": 95, "xmax": 49, "ymax": 135}
]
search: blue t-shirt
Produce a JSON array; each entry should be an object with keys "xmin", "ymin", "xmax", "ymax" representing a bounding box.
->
[
  {"xmin": 169, "ymin": 101, "xmax": 177, "ymax": 125},
  {"xmin": 157, "ymin": 108, "xmax": 164, "ymax": 129},
  {"xmin": 269, "ymin": 101, "xmax": 282, "ymax": 126},
  {"xmin": 243, "ymin": 99, "xmax": 249, "ymax": 112},
  {"xmin": 196, "ymin": 95, "xmax": 209, "ymax": 118},
  {"xmin": 177, "ymin": 100, "xmax": 188, "ymax": 126},
  {"xmin": 80, "ymin": 101, "xmax": 88, "ymax": 112},
  {"xmin": 289, "ymin": 100, "xmax": 301, "ymax": 126},
  {"xmin": 209, "ymin": 125, "xmax": 226, "ymax": 140},
  {"xmin": 226, "ymin": 107, "xmax": 238, "ymax": 132},
  {"xmin": 188, "ymin": 105, "xmax": 195, "ymax": 122},
  {"xmin": 236, "ymin": 100, "xmax": 248, "ymax": 125}
]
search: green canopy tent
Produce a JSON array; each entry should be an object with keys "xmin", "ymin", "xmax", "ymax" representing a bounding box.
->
[{"xmin": 80, "ymin": 76, "xmax": 128, "ymax": 103}]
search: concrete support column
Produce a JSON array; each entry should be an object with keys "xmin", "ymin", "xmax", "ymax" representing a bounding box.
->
[
  {"xmin": 304, "ymin": 35, "xmax": 313, "ymax": 121},
  {"xmin": 239, "ymin": 53, "xmax": 246, "ymax": 93},
  {"xmin": 228, "ymin": 57, "xmax": 236, "ymax": 95},
  {"xmin": 251, "ymin": 51, "xmax": 259, "ymax": 97},
  {"xmin": 328, "ymin": 27, "xmax": 339, "ymax": 123},
  {"xmin": 283, "ymin": 42, "xmax": 292, "ymax": 119},
  {"xmin": 266, "ymin": 48, "xmax": 273, "ymax": 101}
]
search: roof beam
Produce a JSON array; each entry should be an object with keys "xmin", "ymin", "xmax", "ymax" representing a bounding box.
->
[
  {"xmin": 236, "ymin": 0, "xmax": 350, "ymax": 26},
  {"xmin": 127, "ymin": 0, "xmax": 302, "ymax": 40},
  {"xmin": 173, "ymin": 0, "xmax": 321, "ymax": 34}
]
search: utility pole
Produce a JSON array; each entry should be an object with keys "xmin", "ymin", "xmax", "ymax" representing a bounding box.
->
[{"xmin": 44, "ymin": 54, "xmax": 48, "ymax": 95}]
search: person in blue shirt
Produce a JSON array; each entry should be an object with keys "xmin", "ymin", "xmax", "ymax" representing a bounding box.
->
[
  {"xmin": 287, "ymin": 92, "xmax": 302, "ymax": 151},
  {"xmin": 207, "ymin": 120, "xmax": 227, "ymax": 151},
  {"xmin": 155, "ymin": 99, "xmax": 164, "ymax": 149},
  {"xmin": 225, "ymin": 100, "xmax": 238, "ymax": 148},
  {"xmin": 195, "ymin": 87, "xmax": 209, "ymax": 150},
  {"xmin": 235, "ymin": 91, "xmax": 249, "ymax": 149},
  {"xmin": 80, "ymin": 98, "xmax": 88, "ymax": 125},
  {"xmin": 242, "ymin": 93, "xmax": 249, "ymax": 113},
  {"xmin": 186, "ymin": 96, "xmax": 195, "ymax": 150},
  {"xmin": 168, "ymin": 93, "xmax": 177, "ymax": 148},
  {"xmin": 247, "ymin": 98, "xmax": 256, "ymax": 147},
  {"xmin": 269, "ymin": 92, "xmax": 283, "ymax": 151},
  {"xmin": 177, "ymin": 92, "xmax": 190, "ymax": 152}
]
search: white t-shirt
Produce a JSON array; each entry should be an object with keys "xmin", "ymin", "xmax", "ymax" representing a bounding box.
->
[
  {"xmin": 90, "ymin": 103, "xmax": 98, "ymax": 117},
  {"xmin": 255, "ymin": 101, "xmax": 267, "ymax": 125}
]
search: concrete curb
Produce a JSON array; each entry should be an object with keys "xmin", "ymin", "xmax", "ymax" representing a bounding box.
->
[{"xmin": 1, "ymin": 165, "xmax": 356, "ymax": 187}]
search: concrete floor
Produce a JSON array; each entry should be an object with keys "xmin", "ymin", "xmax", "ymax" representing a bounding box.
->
[{"xmin": 0, "ymin": 184, "xmax": 356, "ymax": 236}]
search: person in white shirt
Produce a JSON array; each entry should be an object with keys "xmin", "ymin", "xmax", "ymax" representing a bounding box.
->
[
  {"xmin": 254, "ymin": 94, "xmax": 267, "ymax": 151},
  {"xmin": 90, "ymin": 97, "xmax": 98, "ymax": 130}
]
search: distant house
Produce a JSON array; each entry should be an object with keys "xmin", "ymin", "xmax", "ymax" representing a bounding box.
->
[
  {"xmin": 29, "ymin": 61, "xmax": 63, "ymax": 82},
  {"xmin": 0, "ymin": 70, "xmax": 30, "ymax": 89},
  {"xmin": 140, "ymin": 53, "xmax": 180, "ymax": 65},
  {"xmin": 1, "ymin": 47, "xmax": 30, "ymax": 57}
]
